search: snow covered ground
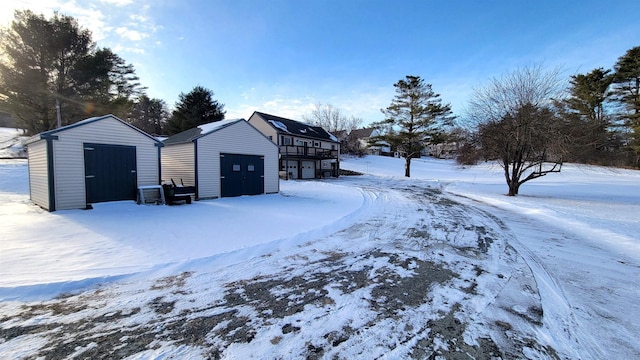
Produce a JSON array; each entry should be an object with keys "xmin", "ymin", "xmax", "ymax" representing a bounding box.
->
[
  {"xmin": 1, "ymin": 147, "xmax": 639, "ymax": 358},
  {"xmin": 0, "ymin": 127, "xmax": 27, "ymax": 158}
]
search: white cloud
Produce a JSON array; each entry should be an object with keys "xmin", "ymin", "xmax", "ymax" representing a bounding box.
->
[
  {"xmin": 223, "ymin": 83, "xmax": 394, "ymax": 126},
  {"xmin": 99, "ymin": 0, "xmax": 133, "ymax": 6},
  {"xmin": 226, "ymin": 97, "xmax": 316, "ymax": 121},
  {"xmin": 116, "ymin": 26, "xmax": 147, "ymax": 41},
  {"xmin": 124, "ymin": 46, "xmax": 145, "ymax": 54},
  {"xmin": 130, "ymin": 13, "xmax": 148, "ymax": 22}
]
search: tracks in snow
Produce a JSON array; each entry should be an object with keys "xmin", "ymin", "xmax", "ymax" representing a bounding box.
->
[{"xmin": 0, "ymin": 177, "xmax": 578, "ymax": 359}]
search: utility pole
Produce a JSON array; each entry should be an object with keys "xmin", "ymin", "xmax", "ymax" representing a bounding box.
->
[{"xmin": 55, "ymin": 98, "xmax": 62, "ymax": 128}]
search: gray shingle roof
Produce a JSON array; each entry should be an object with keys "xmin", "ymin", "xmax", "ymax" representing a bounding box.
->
[
  {"xmin": 27, "ymin": 114, "xmax": 163, "ymax": 145},
  {"xmin": 163, "ymin": 119, "xmax": 243, "ymax": 145},
  {"xmin": 253, "ymin": 112, "xmax": 338, "ymax": 142}
]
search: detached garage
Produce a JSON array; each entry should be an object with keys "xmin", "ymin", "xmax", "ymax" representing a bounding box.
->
[
  {"xmin": 26, "ymin": 114, "xmax": 163, "ymax": 211},
  {"xmin": 161, "ymin": 118, "xmax": 279, "ymax": 199}
]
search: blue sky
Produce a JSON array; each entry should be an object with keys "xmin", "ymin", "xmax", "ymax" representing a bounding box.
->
[{"xmin": 4, "ymin": 0, "xmax": 640, "ymax": 125}]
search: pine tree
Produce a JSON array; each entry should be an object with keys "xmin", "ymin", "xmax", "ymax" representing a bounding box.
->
[
  {"xmin": 611, "ymin": 46, "xmax": 640, "ymax": 166},
  {"xmin": 559, "ymin": 68, "xmax": 617, "ymax": 163},
  {"xmin": 0, "ymin": 11, "xmax": 144, "ymax": 134},
  {"xmin": 127, "ymin": 95, "xmax": 168, "ymax": 135},
  {"xmin": 373, "ymin": 75, "xmax": 454, "ymax": 177},
  {"xmin": 165, "ymin": 86, "xmax": 225, "ymax": 135}
]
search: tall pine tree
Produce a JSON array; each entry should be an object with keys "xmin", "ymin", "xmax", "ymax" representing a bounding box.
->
[
  {"xmin": 127, "ymin": 95, "xmax": 168, "ymax": 135},
  {"xmin": 373, "ymin": 75, "xmax": 454, "ymax": 177},
  {"xmin": 611, "ymin": 46, "xmax": 640, "ymax": 166},
  {"xmin": 0, "ymin": 11, "xmax": 144, "ymax": 134},
  {"xmin": 559, "ymin": 68, "xmax": 616, "ymax": 163},
  {"xmin": 165, "ymin": 86, "xmax": 225, "ymax": 135},
  {"xmin": 0, "ymin": 11, "xmax": 93, "ymax": 133}
]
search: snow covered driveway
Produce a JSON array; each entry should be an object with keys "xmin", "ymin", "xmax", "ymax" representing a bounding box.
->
[
  {"xmin": 2, "ymin": 155, "xmax": 640, "ymax": 359},
  {"xmin": 2, "ymin": 176, "xmax": 572, "ymax": 359},
  {"xmin": 448, "ymin": 192, "xmax": 640, "ymax": 360}
]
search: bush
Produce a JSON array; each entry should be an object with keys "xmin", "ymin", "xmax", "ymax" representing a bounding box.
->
[{"xmin": 456, "ymin": 143, "xmax": 481, "ymax": 165}]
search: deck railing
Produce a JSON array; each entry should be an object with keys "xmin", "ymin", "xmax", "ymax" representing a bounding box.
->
[{"xmin": 279, "ymin": 145, "xmax": 338, "ymax": 159}]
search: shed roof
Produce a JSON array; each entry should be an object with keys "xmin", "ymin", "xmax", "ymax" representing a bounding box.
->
[
  {"xmin": 252, "ymin": 111, "xmax": 339, "ymax": 142},
  {"xmin": 25, "ymin": 114, "xmax": 163, "ymax": 145},
  {"xmin": 163, "ymin": 118, "xmax": 244, "ymax": 145}
]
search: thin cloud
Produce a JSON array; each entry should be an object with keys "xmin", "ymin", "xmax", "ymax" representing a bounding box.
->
[
  {"xmin": 116, "ymin": 27, "xmax": 148, "ymax": 41},
  {"xmin": 99, "ymin": 0, "xmax": 134, "ymax": 6}
]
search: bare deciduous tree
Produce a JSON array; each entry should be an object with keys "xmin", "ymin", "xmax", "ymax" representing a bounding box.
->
[
  {"xmin": 467, "ymin": 64, "xmax": 564, "ymax": 124},
  {"xmin": 303, "ymin": 103, "xmax": 362, "ymax": 133},
  {"xmin": 478, "ymin": 104, "xmax": 564, "ymax": 195},
  {"xmin": 467, "ymin": 64, "xmax": 566, "ymax": 195}
]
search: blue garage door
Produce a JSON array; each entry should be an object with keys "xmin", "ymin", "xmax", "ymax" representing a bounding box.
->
[
  {"xmin": 84, "ymin": 143, "xmax": 137, "ymax": 204},
  {"xmin": 220, "ymin": 153, "xmax": 264, "ymax": 197}
]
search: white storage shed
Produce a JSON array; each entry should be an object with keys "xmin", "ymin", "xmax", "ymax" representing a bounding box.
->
[
  {"xmin": 26, "ymin": 114, "xmax": 163, "ymax": 211},
  {"xmin": 161, "ymin": 118, "xmax": 279, "ymax": 199}
]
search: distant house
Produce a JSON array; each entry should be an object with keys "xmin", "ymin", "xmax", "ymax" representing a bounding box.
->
[
  {"xmin": 423, "ymin": 142, "xmax": 458, "ymax": 159},
  {"xmin": 338, "ymin": 127, "xmax": 391, "ymax": 156},
  {"xmin": 25, "ymin": 114, "xmax": 163, "ymax": 211},
  {"xmin": 248, "ymin": 111, "xmax": 340, "ymax": 179},
  {"xmin": 161, "ymin": 118, "xmax": 279, "ymax": 199}
]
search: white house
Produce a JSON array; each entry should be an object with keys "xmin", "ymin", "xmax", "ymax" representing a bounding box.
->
[{"xmin": 248, "ymin": 111, "xmax": 340, "ymax": 179}]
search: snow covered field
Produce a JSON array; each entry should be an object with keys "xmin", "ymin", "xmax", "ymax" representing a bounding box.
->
[
  {"xmin": 1, "ymin": 150, "xmax": 639, "ymax": 359},
  {"xmin": 0, "ymin": 127, "xmax": 27, "ymax": 158}
]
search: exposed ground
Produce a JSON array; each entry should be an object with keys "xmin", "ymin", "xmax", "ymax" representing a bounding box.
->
[{"xmin": 1, "ymin": 179, "xmax": 575, "ymax": 359}]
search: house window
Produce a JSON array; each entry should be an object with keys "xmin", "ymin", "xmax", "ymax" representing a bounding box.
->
[
  {"xmin": 331, "ymin": 144, "xmax": 336, "ymax": 150},
  {"xmin": 314, "ymin": 141, "xmax": 320, "ymax": 147},
  {"xmin": 233, "ymin": 164, "xmax": 241, "ymax": 171},
  {"xmin": 282, "ymin": 137, "xmax": 292, "ymax": 145},
  {"xmin": 248, "ymin": 164, "xmax": 255, "ymax": 172}
]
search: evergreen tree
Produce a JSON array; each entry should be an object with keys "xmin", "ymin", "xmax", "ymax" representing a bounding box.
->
[
  {"xmin": 559, "ymin": 68, "xmax": 618, "ymax": 164},
  {"xmin": 165, "ymin": 86, "xmax": 225, "ymax": 135},
  {"xmin": 0, "ymin": 11, "xmax": 143, "ymax": 134},
  {"xmin": 372, "ymin": 75, "xmax": 454, "ymax": 177},
  {"xmin": 611, "ymin": 46, "xmax": 640, "ymax": 166},
  {"xmin": 0, "ymin": 11, "xmax": 93, "ymax": 133},
  {"xmin": 127, "ymin": 95, "xmax": 168, "ymax": 135},
  {"xmin": 74, "ymin": 48, "xmax": 145, "ymax": 119}
]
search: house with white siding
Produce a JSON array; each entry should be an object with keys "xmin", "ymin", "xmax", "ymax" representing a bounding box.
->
[
  {"xmin": 161, "ymin": 118, "xmax": 279, "ymax": 199},
  {"xmin": 248, "ymin": 111, "xmax": 340, "ymax": 179},
  {"xmin": 25, "ymin": 114, "xmax": 163, "ymax": 211}
]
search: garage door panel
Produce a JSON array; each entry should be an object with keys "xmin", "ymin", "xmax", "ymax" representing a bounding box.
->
[
  {"xmin": 84, "ymin": 143, "xmax": 137, "ymax": 204},
  {"xmin": 301, "ymin": 160, "xmax": 315, "ymax": 179},
  {"xmin": 220, "ymin": 153, "xmax": 264, "ymax": 197}
]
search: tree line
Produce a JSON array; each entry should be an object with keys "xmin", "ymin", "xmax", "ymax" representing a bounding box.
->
[
  {"xmin": 0, "ymin": 11, "xmax": 224, "ymax": 136},
  {"xmin": 371, "ymin": 47, "xmax": 640, "ymax": 195},
  {"xmin": 2, "ymin": 11, "xmax": 638, "ymax": 195}
]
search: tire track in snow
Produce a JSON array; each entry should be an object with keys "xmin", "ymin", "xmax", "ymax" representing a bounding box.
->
[
  {"xmin": 0, "ymin": 177, "xmax": 568, "ymax": 359},
  {"xmin": 448, "ymin": 192, "xmax": 605, "ymax": 359}
]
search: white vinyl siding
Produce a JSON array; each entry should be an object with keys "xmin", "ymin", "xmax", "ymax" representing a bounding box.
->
[
  {"xmin": 161, "ymin": 143, "xmax": 195, "ymax": 187},
  {"xmin": 41, "ymin": 116, "xmax": 159, "ymax": 210},
  {"xmin": 197, "ymin": 120, "xmax": 279, "ymax": 198},
  {"xmin": 27, "ymin": 140, "xmax": 49, "ymax": 210}
]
